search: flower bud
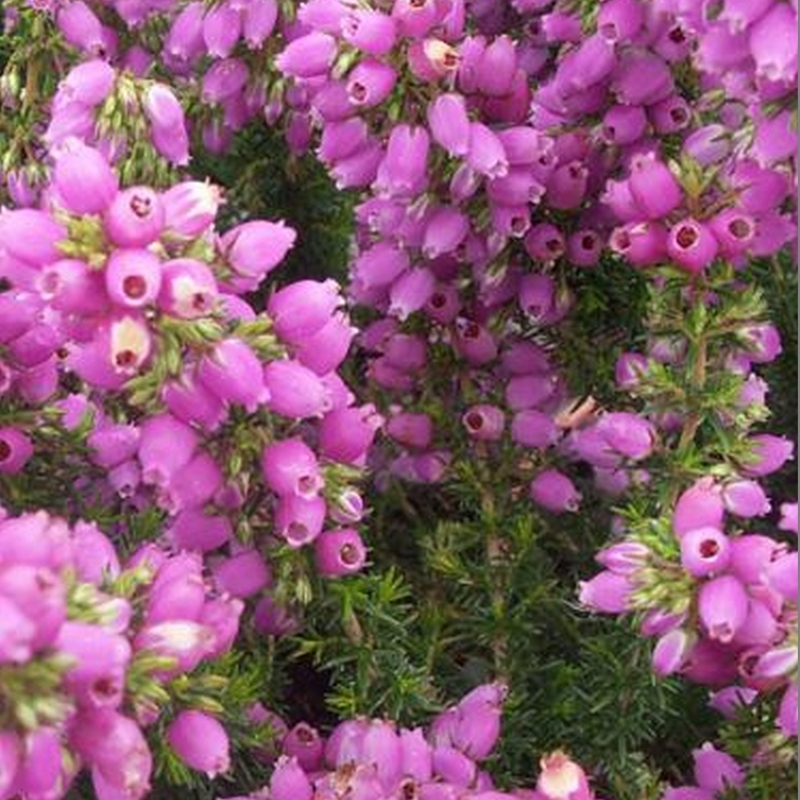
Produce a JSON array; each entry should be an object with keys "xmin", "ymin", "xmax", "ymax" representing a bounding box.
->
[
  {"xmin": 167, "ymin": 710, "xmax": 230, "ymax": 778},
  {"xmin": 652, "ymin": 628, "xmax": 694, "ymax": 677},
  {"xmin": 536, "ymin": 751, "xmax": 592, "ymax": 800},
  {"xmin": 264, "ymin": 360, "xmax": 332, "ymax": 420},
  {"xmin": 578, "ymin": 570, "xmax": 632, "ymax": 614},
  {"xmin": 699, "ymin": 575, "xmax": 749, "ymax": 643},
  {"xmin": 283, "ymin": 723, "xmax": 323, "ymax": 771},
  {"xmin": 276, "ymin": 32, "xmax": 337, "ymax": 78},
  {"xmin": 530, "ymin": 469, "xmax": 581, "ymax": 513},
  {"xmin": 270, "ymin": 755, "xmax": 312, "ymax": 800},
  {"xmin": 261, "ymin": 438, "xmax": 323, "ymax": 499},
  {"xmin": 52, "ymin": 139, "xmax": 118, "ymax": 215},
  {"xmin": 161, "ymin": 181, "xmax": 221, "ymax": 237}
]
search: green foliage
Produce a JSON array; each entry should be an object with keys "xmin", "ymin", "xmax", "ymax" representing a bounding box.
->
[
  {"xmin": 292, "ymin": 568, "xmax": 440, "ymax": 725},
  {"xmin": 191, "ymin": 124, "xmax": 356, "ymax": 288}
]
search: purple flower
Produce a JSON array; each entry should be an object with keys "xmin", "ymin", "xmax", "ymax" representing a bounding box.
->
[
  {"xmin": 221, "ymin": 220, "xmax": 296, "ymax": 288},
  {"xmin": 374, "ymin": 125, "xmax": 430, "ymax": 198},
  {"xmin": 69, "ymin": 709, "xmax": 152, "ymax": 799},
  {"xmin": 578, "ymin": 570, "xmax": 633, "ymax": 613},
  {"xmin": 530, "ymin": 469, "xmax": 581, "ymax": 514},
  {"xmin": 741, "ymin": 434, "xmax": 795, "ymax": 477},
  {"xmin": 749, "ymin": 4, "xmax": 798, "ymax": 83},
  {"xmin": 462, "ymin": 405, "xmax": 505, "ymax": 442},
  {"xmin": 142, "ymin": 84, "xmax": 190, "ymax": 166},
  {"xmin": 277, "ymin": 32, "xmax": 338, "ymax": 78},
  {"xmin": 427, "ymin": 93, "xmax": 471, "ymax": 157},
  {"xmin": 283, "ymin": 723, "xmax": 324, "ymax": 771},
  {"xmin": 198, "ymin": 338, "xmax": 269, "ymax": 412},
  {"xmin": 778, "ymin": 681, "xmax": 798, "ymax": 737},
  {"xmin": 264, "ymin": 360, "xmax": 332, "ymax": 419},
  {"xmin": 270, "ymin": 756, "xmax": 313, "ymax": 800},
  {"xmin": 268, "ymin": 279, "xmax": 342, "ymax": 344},
  {"xmin": 680, "ymin": 527, "xmax": 731, "ymax": 578},
  {"xmin": 274, "ymin": 494, "xmax": 327, "ymax": 547},
  {"xmin": 314, "ymin": 528, "xmax": 368, "ymax": 577},
  {"xmin": 202, "ymin": 0, "xmax": 241, "ymax": 58},
  {"xmin": 161, "ymin": 181, "xmax": 222, "ymax": 237},
  {"xmin": 0, "ymin": 210, "xmax": 66, "ymax": 268},
  {"xmin": 667, "ymin": 218, "xmax": 719, "ymax": 274},
  {"xmin": 699, "ymin": 575, "xmax": 749, "ymax": 644},
  {"xmin": 347, "ymin": 59, "xmax": 397, "ymax": 108},
  {"xmin": 0, "ymin": 427, "xmax": 33, "ymax": 474},
  {"xmin": 167, "ymin": 710, "xmax": 230, "ymax": 778},
  {"xmin": 261, "ymin": 438, "xmax": 324, "ymax": 498},
  {"xmin": 342, "ymin": 9, "xmax": 397, "ymax": 56},
  {"xmin": 652, "ymin": 628, "xmax": 694, "ymax": 677},
  {"xmin": 52, "ymin": 139, "xmax": 118, "ymax": 215},
  {"xmin": 466, "ymin": 122, "xmax": 508, "ymax": 178},
  {"xmin": 319, "ymin": 405, "xmax": 383, "ymax": 465}
]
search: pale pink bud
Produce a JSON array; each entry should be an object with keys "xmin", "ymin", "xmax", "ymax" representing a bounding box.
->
[
  {"xmin": 161, "ymin": 181, "xmax": 221, "ymax": 237},
  {"xmin": 652, "ymin": 628, "xmax": 694, "ymax": 677},
  {"xmin": 536, "ymin": 751, "xmax": 591, "ymax": 800},
  {"xmin": 52, "ymin": 139, "xmax": 118, "ymax": 215}
]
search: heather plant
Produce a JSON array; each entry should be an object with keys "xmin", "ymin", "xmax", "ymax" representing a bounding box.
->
[{"xmin": 0, "ymin": 0, "xmax": 796, "ymax": 799}]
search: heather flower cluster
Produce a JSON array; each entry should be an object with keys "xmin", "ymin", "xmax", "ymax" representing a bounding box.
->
[
  {"xmin": 0, "ymin": 0, "xmax": 796, "ymax": 798},
  {"xmin": 0, "ymin": 509, "xmax": 242, "ymax": 800},
  {"xmin": 223, "ymin": 684, "xmax": 602, "ymax": 800}
]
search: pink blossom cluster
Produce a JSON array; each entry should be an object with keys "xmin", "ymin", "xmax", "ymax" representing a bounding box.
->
[
  {"xmin": 5, "ymin": 0, "xmax": 288, "ymax": 162},
  {"xmin": 0, "ymin": 143, "xmax": 379, "ymax": 632},
  {"xmin": 266, "ymin": 0, "xmax": 796, "ymax": 513},
  {"xmin": 580, "ymin": 478, "xmax": 797, "ymax": 720},
  {"xmin": 220, "ymin": 684, "xmax": 604, "ymax": 800},
  {"xmin": 0, "ymin": 508, "xmax": 242, "ymax": 800}
]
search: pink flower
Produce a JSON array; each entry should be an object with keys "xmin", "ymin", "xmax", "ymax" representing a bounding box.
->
[{"xmin": 167, "ymin": 711, "xmax": 230, "ymax": 777}]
